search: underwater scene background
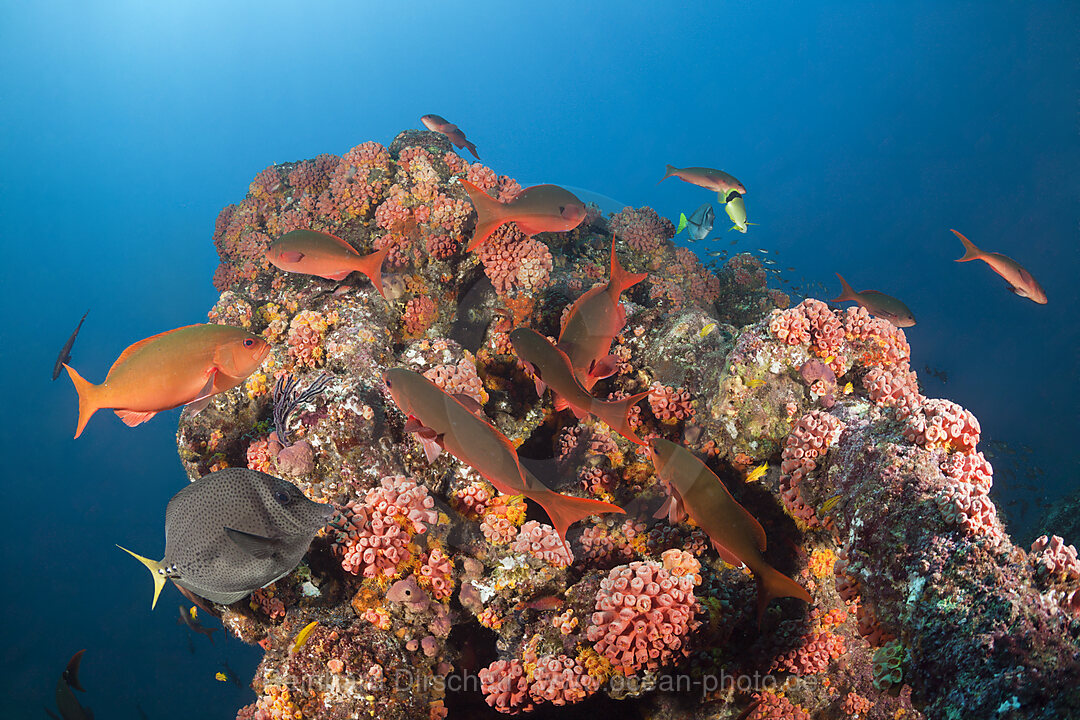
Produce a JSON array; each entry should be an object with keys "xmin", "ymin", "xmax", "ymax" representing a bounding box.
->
[{"xmin": 1, "ymin": 2, "xmax": 1077, "ymax": 719}]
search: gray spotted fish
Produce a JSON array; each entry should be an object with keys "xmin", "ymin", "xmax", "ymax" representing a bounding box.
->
[{"xmin": 119, "ymin": 468, "xmax": 334, "ymax": 608}]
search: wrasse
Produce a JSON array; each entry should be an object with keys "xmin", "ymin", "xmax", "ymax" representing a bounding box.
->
[
  {"xmin": 64, "ymin": 324, "xmax": 269, "ymax": 438},
  {"xmin": 266, "ymin": 229, "xmax": 390, "ymax": 297},
  {"xmin": 951, "ymin": 229, "xmax": 1046, "ymax": 304},
  {"xmin": 510, "ymin": 328, "xmax": 650, "ymax": 446},
  {"xmin": 514, "ymin": 595, "xmax": 565, "ymax": 612},
  {"xmin": 557, "ymin": 238, "xmax": 647, "ymax": 391},
  {"xmin": 649, "ymin": 438, "xmax": 810, "ymax": 621},
  {"xmin": 820, "ymin": 493, "xmax": 843, "ymax": 513},
  {"xmin": 383, "ymin": 369, "xmax": 623, "ymax": 543},
  {"xmin": 291, "ymin": 620, "xmax": 320, "ymax": 653},
  {"xmin": 697, "ymin": 322, "xmax": 717, "ymax": 339},
  {"xmin": 421, "ymin": 114, "xmax": 479, "ymax": 159},
  {"xmin": 833, "ymin": 273, "xmax": 915, "ymax": 327},
  {"xmin": 659, "ymin": 165, "xmax": 746, "ymax": 201},
  {"xmin": 215, "ymin": 672, "xmax": 228, "ymax": 682},
  {"xmin": 744, "ymin": 462, "xmax": 768, "ymax": 483},
  {"xmin": 843, "ymin": 382, "xmax": 853, "ymax": 395},
  {"xmin": 459, "ymin": 179, "xmax": 586, "ymax": 252},
  {"xmin": 745, "ymin": 378, "xmax": 765, "ymax": 389}
]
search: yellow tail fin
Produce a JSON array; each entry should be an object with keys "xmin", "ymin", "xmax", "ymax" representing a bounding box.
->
[
  {"xmin": 117, "ymin": 545, "xmax": 167, "ymax": 610},
  {"xmin": 63, "ymin": 364, "xmax": 100, "ymax": 439}
]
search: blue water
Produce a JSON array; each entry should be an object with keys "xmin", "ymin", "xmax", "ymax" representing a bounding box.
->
[{"xmin": 2, "ymin": 2, "xmax": 1076, "ymax": 717}]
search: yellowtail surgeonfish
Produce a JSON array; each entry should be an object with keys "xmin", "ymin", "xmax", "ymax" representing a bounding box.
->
[
  {"xmin": 118, "ymin": 468, "xmax": 334, "ymax": 608},
  {"xmin": 676, "ymin": 203, "xmax": 715, "ymax": 242}
]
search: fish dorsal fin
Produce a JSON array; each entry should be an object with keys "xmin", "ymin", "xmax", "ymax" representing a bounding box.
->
[
  {"xmin": 109, "ymin": 325, "xmax": 201, "ymax": 376},
  {"xmin": 224, "ymin": 527, "xmax": 282, "ymax": 559},
  {"xmin": 587, "ymin": 355, "xmax": 619, "ymax": 380}
]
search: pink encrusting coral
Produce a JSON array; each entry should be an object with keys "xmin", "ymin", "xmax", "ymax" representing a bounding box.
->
[
  {"xmin": 330, "ymin": 476, "xmax": 437, "ymax": 578},
  {"xmin": 423, "ymin": 357, "xmax": 486, "ymax": 405},
  {"xmin": 585, "ymin": 560, "xmax": 699, "ymax": 674},
  {"xmin": 609, "ymin": 206, "xmax": 675, "ymax": 253},
  {"xmin": 863, "ymin": 364, "xmax": 923, "ymax": 416},
  {"xmin": 321, "ymin": 141, "xmax": 392, "ymax": 220},
  {"xmin": 402, "ymin": 296, "xmax": 439, "ymax": 337},
  {"xmin": 1030, "ymin": 535, "xmax": 1080, "ymax": 583},
  {"xmin": 770, "ymin": 631, "xmax": 846, "ymax": 675},
  {"xmin": 647, "ymin": 382, "xmax": 694, "ymax": 423},
  {"xmin": 478, "ymin": 659, "xmax": 533, "ymax": 714},
  {"xmin": 419, "ymin": 548, "xmax": 454, "ymax": 601},
  {"xmin": 287, "ymin": 310, "xmax": 329, "ymax": 369},
  {"xmin": 511, "ymin": 521, "xmax": 574, "ymax": 567},
  {"xmin": 477, "ymin": 224, "xmax": 554, "ymax": 296},
  {"xmin": 779, "ymin": 410, "xmax": 845, "ymax": 525},
  {"xmin": 528, "ymin": 655, "xmax": 601, "ymax": 706},
  {"xmin": 903, "ymin": 398, "xmax": 981, "ymax": 453}
]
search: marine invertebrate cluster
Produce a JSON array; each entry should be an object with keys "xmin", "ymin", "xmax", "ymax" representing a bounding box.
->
[{"xmin": 608, "ymin": 206, "xmax": 674, "ymax": 253}]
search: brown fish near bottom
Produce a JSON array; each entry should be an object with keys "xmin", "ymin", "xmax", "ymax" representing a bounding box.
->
[
  {"xmin": 266, "ymin": 229, "xmax": 390, "ymax": 297},
  {"xmin": 421, "ymin": 114, "xmax": 479, "ymax": 159},
  {"xmin": 383, "ymin": 368, "xmax": 623, "ymax": 543},
  {"xmin": 951, "ymin": 229, "xmax": 1047, "ymax": 304},
  {"xmin": 648, "ymin": 438, "xmax": 811, "ymax": 621},
  {"xmin": 64, "ymin": 324, "xmax": 270, "ymax": 438},
  {"xmin": 832, "ymin": 272, "xmax": 916, "ymax": 327},
  {"xmin": 459, "ymin": 179, "xmax": 586, "ymax": 252}
]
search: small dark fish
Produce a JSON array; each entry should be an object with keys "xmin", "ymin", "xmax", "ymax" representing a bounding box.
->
[
  {"xmin": 220, "ymin": 661, "xmax": 243, "ymax": 688},
  {"xmin": 729, "ymin": 238, "xmax": 738, "ymax": 245},
  {"xmin": 52, "ymin": 311, "xmax": 88, "ymax": 381},
  {"xmin": 177, "ymin": 605, "xmax": 218, "ymax": 644},
  {"xmin": 119, "ymin": 468, "xmax": 334, "ymax": 607},
  {"xmin": 922, "ymin": 364, "xmax": 949, "ymax": 384}
]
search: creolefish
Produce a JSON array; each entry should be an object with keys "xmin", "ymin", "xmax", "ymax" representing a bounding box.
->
[
  {"xmin": 459, "ymin": 179, "xmax": 586, "ymax": 252},
  {"xmin": 64, "ymin": 324, "xmax": 269, "ymax": 438},
  {"xmin": 951, "ymin": 229, "xmax": 1046, "ymax": 304},
  {"xmin": 833, "ymin": 273, "xmax": 916, "ymax": 327},
  {"xmin": 510, "ymin": 327, "xmax": 650, "ymax": 446},
  {"xmin": 266, "ymin": 229, "xmax": 390, "ymax": 297},
  {"xmin": 421, "ymin": 114, "xmax": 479, "ymax": 159},
  {"xmin": 557, "ymin": 238, "xmax": 646, "ymax": 391},
  {"xmin": 659, "ymin": 165, "xmax": 746, "ymax": 201},
  {"xmin": 383, "ymin": 368, "xmax": 623, "ymax": 543},
  {"xmin": 649, "ymin": 438, "xmax": 810, "ymax": 621}
]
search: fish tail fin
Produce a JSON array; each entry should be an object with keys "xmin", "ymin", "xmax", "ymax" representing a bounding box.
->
[
  {"xmin": 755, "ymin": 565, "xmax": 811, "ymax": 625},
  {"xmin": 64, "ymin": 364, "xmax": 100, "ymax": 439},
  {"xmin": 117, "ymin": 545, "xmax": 167, "ymax": 610},
  {"xmin": 534, "ymin": 492, "xmax": 625, "ymax": 546},
  {"xmin": 657, "ymin": 164, "xmax": 677, "ymax": 184},
  {"xmin": 355, "ymin": 245, "xmax": 391, "ymax": 299},
  {"xmin": 675, "ymin": 213, "xmax": 688, "ymax": 235},
  {"xmin": 463, "ymin": 141, "xmax": 480, "ymax": 160},
  {"xmin": 832, "ymin": 272, "xmax": 859, "ymax": 303},
  {"xmin": 594, "ymin": 390, "xmax": 651, "ymax": 446},
  {"xmin": 460, "ymin": 179, "xmax": 506, "ymax": 252},
  {"xmin": 608, "ymin": 237, "xmax": 647, "ymax": 292},
  {"xmin": 951, "ymin": 229, "xmax": 982, "ymax": 262}
]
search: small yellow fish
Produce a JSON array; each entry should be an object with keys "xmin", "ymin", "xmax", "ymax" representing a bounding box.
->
[
  {"xmin": 744, "ymin": 463, "xmax": 768, "ymax": 483},
  {"xmin": 189, "ymin": 606, "xmax": 198, "ymax": 620},
  {"xmin": 292, "ymin": 620, "xmax": 320, "ymax": 653},
  {"xmin": 843, "ymin": 382, "xmax": 853, "ymax": 395},
  {"xmin": 824, "ymin": 355, "xmax": 835, "ymax": 364},
  {"xmin": 745, "ymin": 378, "xmax": 765, "ymax": 389},
  {"xmin": 698, "ymin": 323, "xmax": 717, "ymax": 339},
  {"xmin": 820, "ymin": 494, "xmax": 843, "ymax": 513},
  {"xmin": 215, "ymin": 672, "xmax": 228, "ymax": 682}
]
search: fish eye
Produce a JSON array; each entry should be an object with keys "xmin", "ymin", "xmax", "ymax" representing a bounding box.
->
[
  {"xmin": 558, "ymin": 206, "xmax": 565, "ymax": 214},
  {"xmin": 274, "ymin": 490, "xmax": 292, "ymax": 505},
  {"xmin": 243, "ymin": 338, "xmax": 255, "ymax": 348},
  {"xmin": 385, "ymin": 377, "xmax": 393, "ymax": 388}
]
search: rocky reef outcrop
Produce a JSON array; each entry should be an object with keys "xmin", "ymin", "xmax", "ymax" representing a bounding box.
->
[{"xmin": 178, "ymin": 129, "xmax": 1080, "ymax": 720}]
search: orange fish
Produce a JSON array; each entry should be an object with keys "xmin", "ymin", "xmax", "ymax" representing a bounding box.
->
[
  {"xmin": 557, "ymin": 238, "xmax": 646, "ymax": 391},
  {"xmin": 459, "ymin": 179, "xmax": 586, "ymax": 252},
  {"xmin": 832, "ymin": 273, "xmax": 916, "ymax": 327},
  {"xmin": 383, "ymin": 368, "xmax": 623, "ymax": 543},
  {"xmin": 266, "ymin": 229, "xmax": 390, "ymax": 298},
  {"xmin": 951, "ymin": 229, "xmax": 1047, "ymax": 304},
  {"xmin": 64, "ymin": 324, "xmax": 269, "ymax": 438},
  {"xmin": 421, "ymin": 114, "xmax": 479, "ymax": 160},
  {"xmin": 648, "ymin": 438, "xmax": 811, "ymax": 621},
  {"xmin": 658, "ymin": 165, "xmax": 746, "ymax": 201},
  {"xmin": 510, "ymin": 328, "xmax": 650, "ymax": 446}
]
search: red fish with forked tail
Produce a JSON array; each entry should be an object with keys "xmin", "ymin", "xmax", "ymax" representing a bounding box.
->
[
  {"xmin": 951, "ymin": 229, "xmax": 1046, "ymax": 304},
  {"xmin": 64, "ymin": 324, "xmax": 270, "ymax": 438},
  {"xmin": 421, "ymin": 114, "xmax": 480, "ymax": 159},
  {"xmin": 383, "ymin": 368, "xmax": 623, "ymax": 543},
  {"xmin": 649, "ymin": 438, "xmax": 811, "ymax": 622},
  {"xmin": 659, "ymin": 165, "xmax": 746, "ymax": 201},
  {"xmin": 266, "ymin": 229, "xmax": 390, "ymax": 298},
  {"xmin": 459, "ymin": 179, "xmax": 586, "ymax": 252},
  {"xmin": 832, "ymin": 272, "xmax": 916, "ymax": 327},
  {"xmin": 557, "ymin": 238, "xmax": 646, "ymax": 391},
  {"xmin": 510, "ymin": 327, "xmax": 650, "ymax": 446}
]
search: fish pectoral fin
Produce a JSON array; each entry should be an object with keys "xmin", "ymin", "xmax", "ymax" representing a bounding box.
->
[
  {"xmin": 653, "ymin": 495, "xmax": 674, "ymax": 520},
  {"xmin": 185, "ymin": 371, "xmax": 219, "ymax": 416},
  {"xmin": 223, "ymin": 527, "xmax": 283, "ymax": 559},
  {"xmin": 280, "ymin": 251, "xmax": 304, "ymax": 263},
  {"xmin": 324, "ymin": 270, "xmax": 352, "ymax": 281},
  {"xmin": 420, "ymin": 435, "xmax": 443, "ymax": 464},
  {"xmin": 552, "ymin": 394, "xmax": 569, "ymax": 413},
  {"xmin": 711, "ymin": 540, "xmax": 745, "ymax": 568},
  {"xmin": 588, "ymin": 356, "xmax": 619, "ymax": 380},
  {"xmin": 403, "ymin": 416, "xmax": 425, "ymax": 434},
  {"xmin": 452, "ymin": 393, "xmax": 486, "ymax": 417},
  {"xmin": 114, "ymin": 409, "xmax": 158, "ymax": 427}
]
